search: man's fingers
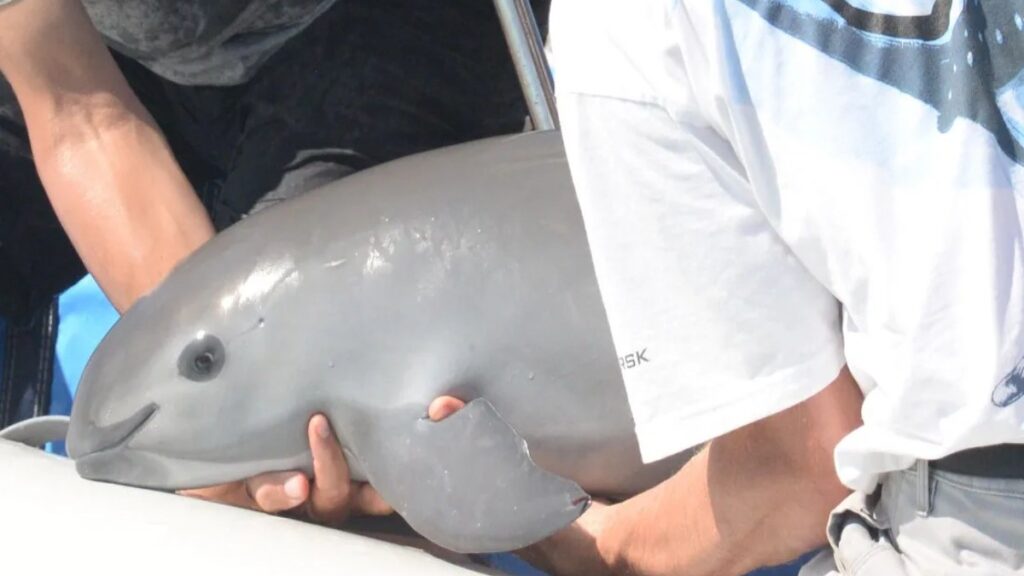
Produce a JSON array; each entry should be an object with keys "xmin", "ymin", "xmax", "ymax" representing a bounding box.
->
[
  {"xmin": 245, "ymin": 471, "xmax": 309, "ymax": 513},
  {"xmin": 179, "ymin": 475, "xmax": 307, "ymax": 513},
  {"xmin": 179, "ymin": 483, "xmax": 255, "ymax": 510},
  {"xmin": 306, "ymin": 414, "xmax": 356, "ymax": 524},
  {"xmin": 183, "ymin": 413, "xmax": 404, "ymax": 526},
  {"xmin": 428, "ymin": 396, "xmax": 466, "ymax": 421}
]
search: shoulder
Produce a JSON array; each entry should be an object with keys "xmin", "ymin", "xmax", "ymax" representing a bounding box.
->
[{"xmin": 550, "ymin": 0, "xmax": 684, "ymax": 105}]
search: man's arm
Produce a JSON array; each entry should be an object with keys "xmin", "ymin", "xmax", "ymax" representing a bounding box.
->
[
  {"xmin": 0, "ymin": 0, "xmax": 212, "ymax": 311},
  {"xmin": 521, "ymin": 367, "xmax": 863, "ymax": 576},
  {"xmin": 0, "ymin": 0, "xmax": 378, "ymax": 521}
]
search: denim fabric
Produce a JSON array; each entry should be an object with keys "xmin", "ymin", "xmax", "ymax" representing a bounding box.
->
[
  {"xmin": 802, "ymin": 462, "xmax": 1024, "ymax": 575},
  {"xmin": 0, "ymin": 300, "xmax": 58, "ymax": 428}
]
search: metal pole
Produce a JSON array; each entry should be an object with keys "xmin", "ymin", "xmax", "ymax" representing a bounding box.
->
[{"xmin": 493, "ymin": 0, "xmax": 560, "ymax": 131}]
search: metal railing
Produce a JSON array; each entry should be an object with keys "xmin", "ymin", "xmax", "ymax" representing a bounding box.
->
[{"xmin": 493, "ymin": 0, "xmax": 559, "ymax": 131}]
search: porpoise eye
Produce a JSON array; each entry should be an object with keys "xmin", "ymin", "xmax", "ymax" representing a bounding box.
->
[{"xmin": 178, "ymin": 334, "xmax": 225, "ymax": 382}]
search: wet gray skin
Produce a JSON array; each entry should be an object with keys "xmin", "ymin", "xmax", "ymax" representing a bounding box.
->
[{"xmin": 66, "ymin": 130, "xmax": 686, "ymax": 553}]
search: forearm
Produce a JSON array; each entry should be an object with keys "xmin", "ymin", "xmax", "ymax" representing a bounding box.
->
[
  {"xmin": 599, "ymin": 441, "xmax": 831, "ymax": 574},
  {"xmin": 602, "ymin": 370, "xmax": 861, "ymax": 575},
  {"xmin": 528, "ymin": 368, "xmax": 862, "ymax": 576},
  {"xmin": 1, "ymin": 0, "xmax": 213, "ymax": 312},
  {"xmin": 28, "ymin": 97, "xmax": 213, "ymax": 312}
]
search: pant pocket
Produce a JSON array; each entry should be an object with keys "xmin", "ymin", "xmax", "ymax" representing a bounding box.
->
[
  {"xmin": 832, "ymin": 516, "xmax": 906, "ymax": 575},
  {"xmin": 826, "ymin": 492, "xmax": 908, "ymax": 576}
]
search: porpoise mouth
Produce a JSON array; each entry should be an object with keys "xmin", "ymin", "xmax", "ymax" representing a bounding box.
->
[{"xmin": 67, "ymin": 403, "xmax": 159, "ymax": 459}]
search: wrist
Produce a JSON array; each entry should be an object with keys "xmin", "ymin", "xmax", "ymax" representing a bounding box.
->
[{"xmin": 592, "ymin": 503, "xmax": 624, "ymax": 572}]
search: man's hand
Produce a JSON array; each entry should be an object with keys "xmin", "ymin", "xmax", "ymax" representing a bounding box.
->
[
  {"xmin": 180, "ymin": 414, "xmax": 393, "ymax": 525},
  {"xmin": 181, "ymin": 414, "xmax": 393, "ymax": 523},
  {"xmin": 181, "ymin": 398, "xmax": 469, "ymax": 524}
]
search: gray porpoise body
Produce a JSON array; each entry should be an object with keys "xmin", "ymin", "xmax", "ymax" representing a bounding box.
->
[{"xmin": 66, "ymin": 130, "xmax": 685, "ymax": 553}]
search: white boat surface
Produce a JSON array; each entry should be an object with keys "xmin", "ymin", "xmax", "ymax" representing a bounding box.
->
[{"xmin": 0, "ymin": 438, "xmax": 502, "ymax": 575}]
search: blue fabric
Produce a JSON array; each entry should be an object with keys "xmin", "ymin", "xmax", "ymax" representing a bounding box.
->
[
  {"xmin": 753, "ymin": 551, "xmax": 818, "ymax": 576},
  {"xmin": 477, "ymin": 550, "xmax": 814, "ymax": 575},
  {"xmin": 47, "ymin": 275, "xmax": 119, "ymax": 454},
  {"xmin": 476, "ymin": 554, "xmax": 548, "ymax": 575},
  {"xmin": 53, "ymin": 275, "xmax": 119, "ymax": 403}
]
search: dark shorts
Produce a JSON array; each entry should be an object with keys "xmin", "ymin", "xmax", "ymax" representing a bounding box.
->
[{"xmin": 0, "ymin": 0, "xmax": 549, "ymax": 322}]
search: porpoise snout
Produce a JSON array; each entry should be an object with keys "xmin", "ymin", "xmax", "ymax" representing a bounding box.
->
[{"xmin": 67, "ymin": 403, "xmax": 158, "ymax": 459}]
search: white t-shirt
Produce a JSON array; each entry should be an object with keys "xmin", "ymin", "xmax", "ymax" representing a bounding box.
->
[{"xmin": 549, "ymin": 0, "xmax": 1024, "ymax": 492}]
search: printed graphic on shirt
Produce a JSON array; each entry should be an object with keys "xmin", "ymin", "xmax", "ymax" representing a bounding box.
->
[
  {"xmin": 738, "ymin": 0, "xmax": 1024, "ymax": 165},
  {"xmin": 993, "ymin": 355, "xmax": 1024, "ymax": 407},
  {"xmin": 618, "ymin": 348, "xmax": 650, "ymax": 370}
]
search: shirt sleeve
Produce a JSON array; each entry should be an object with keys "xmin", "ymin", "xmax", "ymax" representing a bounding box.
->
[{"xmin": 557, "ymin": 89, "xmax": 846, "ymax": 463}]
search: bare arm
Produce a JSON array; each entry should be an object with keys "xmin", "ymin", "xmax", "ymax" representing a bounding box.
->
[
  {"xmin": 0, "ymin": 0, "xmax": 212, "ymax": 311},
  {"xmin": 0, "ymin": 0, "xmax": 383, "ymax": 521},
  {"xmin": 522, "ymin": 367, "xmax": 863, "ymax": 576}
]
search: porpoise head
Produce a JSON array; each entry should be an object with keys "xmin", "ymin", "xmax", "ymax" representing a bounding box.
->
[{"xmin": 67, "ymin": 244, "xmax": 319, "ymax": 490}]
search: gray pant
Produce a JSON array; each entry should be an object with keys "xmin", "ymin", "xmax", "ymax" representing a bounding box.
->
[{"xmin": 801, "ymin": 461, "xmax": 1024, "ymax": 575}]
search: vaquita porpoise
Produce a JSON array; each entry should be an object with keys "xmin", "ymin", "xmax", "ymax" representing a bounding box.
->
[{"xmin": 66, "ymin": 130, "xmax": 686, "ymax": 553}]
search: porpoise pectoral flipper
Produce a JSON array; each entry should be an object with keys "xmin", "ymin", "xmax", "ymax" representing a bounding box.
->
[{"xmin": 356, "ymin": 399, "xmax": 591, "ymax": 554}]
